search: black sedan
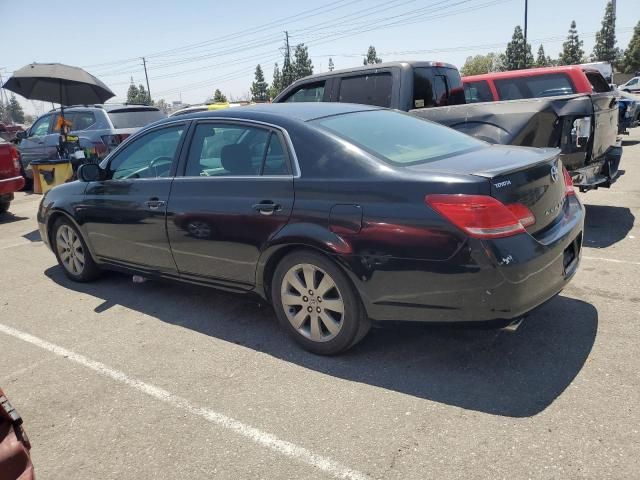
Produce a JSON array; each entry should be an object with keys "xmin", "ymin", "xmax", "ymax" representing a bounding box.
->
[{"xmin": 37, "ymin": 103, "xmax": 584, "ymax": 354}]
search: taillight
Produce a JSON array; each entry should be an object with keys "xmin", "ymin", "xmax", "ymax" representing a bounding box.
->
[
  {"xmin": 562, "ymin": 166, "xmax": 575, "ymax": 196},
  {"xmin": 9, "ymin": 146, "xmax": 21, "ymax": 173},
  {"xmin": 426, "ymin": 194, "xmax": 535, "ymax": 239}
]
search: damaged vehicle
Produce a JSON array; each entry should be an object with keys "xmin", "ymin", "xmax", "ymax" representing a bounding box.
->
[{"xmin": 274, "ymin": 61, "xmax": 622, "ymax": 192}]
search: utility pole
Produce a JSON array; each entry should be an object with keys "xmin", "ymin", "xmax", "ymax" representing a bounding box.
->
[
  {"xmin": 524, "ymin": 0, "xmax": 529, "ymax": 67},
  {"xmin": 142, "ymin": 57, "xmax": 152, "ymax": 105},
  {"xmin": 283, "ymin": 31, "xmax": 291, "ymax": 87}
]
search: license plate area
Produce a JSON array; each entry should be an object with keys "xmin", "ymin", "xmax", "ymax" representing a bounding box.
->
[{"xmin": 563, "ymin": 232, "xmax": 582, "ymax": 276}]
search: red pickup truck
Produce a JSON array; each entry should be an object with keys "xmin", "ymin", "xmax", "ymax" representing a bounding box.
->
[{"xmin": 0, "ymin": 140, "xmax": 25, "ymax": 214}]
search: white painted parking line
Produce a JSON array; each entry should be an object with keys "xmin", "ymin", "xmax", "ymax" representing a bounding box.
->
[
  {"xmin": 0, "ymin": 323, "xmax": 370, "ymax": 480},
  {"xmin": 583, "ymin": 256, "xmax": 640, "ymax": 266}
]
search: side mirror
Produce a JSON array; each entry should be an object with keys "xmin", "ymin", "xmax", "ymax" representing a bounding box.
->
[
  {"xmin": 77, "ymin": 163, "xmax": 102, "ymax": 182},
  {"xmin": 15, "ymin": 130, "xmax": 27, "ymax": 140}
]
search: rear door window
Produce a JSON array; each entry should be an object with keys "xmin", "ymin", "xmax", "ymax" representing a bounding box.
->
[
  {"xmin": 464, "ymin": 81, "xmax": 493, "ymax": 103},
  {"xmin": 338, "ymin": 73, "xmax": 392, "ymax": 107},
  {"xmin": 413, "ymin": 67, "xmax": 465, "ymax": 108},
  {"xmin": 283, "ymin": 82, "xmax": 326, "ymax": 102},
  {"xmin": 585, "ymin": 71, "xmax": 611, "ymax": 92},
  {"xmin": 495, "ymin": 73, "xmax": 576, "ymax": 100}
]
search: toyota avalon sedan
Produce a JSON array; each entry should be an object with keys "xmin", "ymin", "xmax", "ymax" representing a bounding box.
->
[{"xmin": 37, "ymin": 103, "xmax": 584, "ymax": 355}]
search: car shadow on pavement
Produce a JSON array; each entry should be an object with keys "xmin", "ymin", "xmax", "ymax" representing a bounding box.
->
[
  {"xmin": 0, "ymin": 213, "xmax": 28, "ymax": 224},
  {"xmin": 45, "ymin": 266, "xmax": 598, "ymax": 418},
  {"xmin": 583, "ymin": 204, "xmax": 635, "ymax": 249}
]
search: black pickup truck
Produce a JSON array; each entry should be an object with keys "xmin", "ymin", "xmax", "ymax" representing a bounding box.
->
[{"xmin": 274, "ymin": 61, "xmax": 622, "ymax": 191}]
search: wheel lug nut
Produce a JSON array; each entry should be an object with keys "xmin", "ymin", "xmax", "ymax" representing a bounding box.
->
[
  {"xmin": 302, "ymin": 296, "xmax": 308, "ymax": 302},
  {"xmin": 309, "ymin": 290, "xmax": 314, "ymax": 295},
  {"xmin": 307, "ymin": 306, "xmax": 313, "ymax": 312},
  {"xmin": 317, "ymin": 297, "xmax": 322, "ymax": 302},
  {"xmin": 316, "ymin": 307, "xmax": 321, "ymax": 313}
]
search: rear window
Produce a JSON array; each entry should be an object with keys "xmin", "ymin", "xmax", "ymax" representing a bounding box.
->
[
  {"xmin": 107, "ymin": 108, "xmax": 165, "ymax": 129},
  {"xmin": 495, "ymin": 73, "xmax": 576, "ymax": 100},
  {"xmin": 585, "ymin": 71, "xmax": 611, "ymax": 93},
  {"xmin": 311, "ymin": 109, "xmax": 484, "ymax": 165},
  {"xmin": 413, "ymin": 67, "xmax": 466, "ymax": 108},
  {"xmin": 338, "ymin": 73, "xmax": 392, "ymax": 107},
  {"xmin": 464, "ymin": 81, "xmax": 493, "ymax": 103}
]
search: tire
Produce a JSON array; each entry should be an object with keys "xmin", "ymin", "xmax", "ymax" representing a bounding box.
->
[
  {"xmin": 0, "ymin": 202, "xmax": 9, "ymax": 214},
  {"xmin": 271, "ymin": 250, "xmax": 370, "ymax": 355},
  {"xmin": 52, "ymin": 217, "xmax": 101, "ymax": 282}
]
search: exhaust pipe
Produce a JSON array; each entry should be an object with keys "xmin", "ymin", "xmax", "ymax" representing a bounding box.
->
[{"xmin": 502, "ymin": 316, "xmax": 526, "ymax": 332}]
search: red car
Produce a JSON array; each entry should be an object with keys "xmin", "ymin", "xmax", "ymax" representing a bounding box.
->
[
  {"xmin": 0, "ymin": 140, "xmax": 25, "ymax": 214},
  {"xmin": 462, "ymin": 65, "xmax": 610, "ymax": 102}
]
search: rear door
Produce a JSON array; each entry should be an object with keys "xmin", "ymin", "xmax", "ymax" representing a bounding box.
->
[
  {"xmin": 584, "ymin": 71, "xmax": 618, "ymax": 161},
  {"xmin": 166, "ymin": 120, "xmax": 295, "ymax": 289},
  {"xmin": 81, "ymin": 122, "xmax": 188, "ymax": 273}
]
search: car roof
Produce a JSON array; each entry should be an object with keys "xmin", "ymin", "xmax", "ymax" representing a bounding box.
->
[
  {"xmin": 166, "ymin": 102, "xmax": 382, "ymax": 123},
  {"xmin": 463, "ymin": 65, "xmax": 599, "ymax": 82},
  {"xmin": 292, "ymin": 60, "xmax": 457, "ymax": 82}
]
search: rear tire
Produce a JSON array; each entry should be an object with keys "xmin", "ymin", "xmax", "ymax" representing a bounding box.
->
[
  {"xmin": 52, "ymin": 217, "xmax": 101, "ymax": 282},
  {"xmin": 271, "ymin": 250, "xmax": 370, "ymax": 355}
]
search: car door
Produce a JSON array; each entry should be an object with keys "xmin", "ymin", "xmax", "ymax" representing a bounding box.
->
[
  {"xmin": 80, "ymin": 122, "xmax": 189, "ymax": 273},
  {"xmin": 166, "ymin": 120, "xmax": 295, "ymax": 290},
  {"xmin": 19, "ymin": 114, "xmax": 52, "ymax": 167}
]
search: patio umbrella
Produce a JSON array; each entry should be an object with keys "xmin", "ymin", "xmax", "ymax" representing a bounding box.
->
[
  {"xmin": 2, "ymin": 63, "xmax": 115, "ymax": 149},
  {"xmin": 1, "ymin": 63, "xmax": 115, "ymax": 107}
]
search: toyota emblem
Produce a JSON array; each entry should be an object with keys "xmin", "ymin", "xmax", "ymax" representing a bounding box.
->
[{"xmin": 550, "ymin": 164, "xmax": 559, "ymax": 183}]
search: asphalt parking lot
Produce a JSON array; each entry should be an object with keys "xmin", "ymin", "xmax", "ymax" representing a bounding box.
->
[{"xmin": 1, "ymin": 130, "xmax": 639, "ymax": 479}]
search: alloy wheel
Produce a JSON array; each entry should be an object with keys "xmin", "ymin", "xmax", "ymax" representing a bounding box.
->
[
  {"xmin": 56, "ymin": 224, "xmax": 85, "ymax": 275},
  {"xmin": 280, "ymin": 263, "xmax": 345, "ymax": 342}
]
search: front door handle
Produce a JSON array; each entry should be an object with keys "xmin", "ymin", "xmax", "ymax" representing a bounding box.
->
[
  {"xmin": 145, "ymin": 199, "xmax": 166, "ymax": 210},
  {"xmin": 252, "ymin": 201, "xmax": 281, "ymax": 216}
]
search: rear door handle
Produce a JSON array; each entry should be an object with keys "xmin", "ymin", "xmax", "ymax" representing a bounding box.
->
[
  {"xmin": 252, "ymin": 201, "xmax": 281, "ymax": 216},
  {"xmin": 145, "ymin": 199, "xmax": 166, "ymax": 210}
]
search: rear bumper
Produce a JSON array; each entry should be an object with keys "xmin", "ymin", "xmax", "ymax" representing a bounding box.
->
[
  {"xmin": 570, "ymin": 144, "xmax": 623, "ymax": 191},
  {"xmin": 0, "ymin": 175, "xmax": 25, "ymax": 195},
  {"xmin": 347, "ymin": 195, "xmax": 584, "ymax": 323}
]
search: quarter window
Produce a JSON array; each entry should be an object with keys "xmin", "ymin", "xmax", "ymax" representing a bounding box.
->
[
  {"xmin": 184, "ymin": 123, "xmax": 289, "ymax": 177},
  {"xmin": 338, "ymin": 73, "xmax": 392, "ymax": 107},
  {"xmin": 413, "ymin": 67, "xmax": 465, "ymax": 108},
  {"xmin": 284, "ymin": 82, "xmax": 326, "ymax": 102},
  {"xmin": 585, "ymin": 72, "xmax": 611, "ymax": 93},
  {"xmin": 109, "ymin": 125, "xmax": 185, "ymax": 180}
]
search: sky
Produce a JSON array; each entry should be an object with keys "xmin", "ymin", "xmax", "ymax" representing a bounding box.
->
[{"xmin": 0, "ymin": 0, "xmax": 637, "ymax": 116}]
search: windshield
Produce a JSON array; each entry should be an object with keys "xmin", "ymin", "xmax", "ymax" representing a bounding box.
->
[
  {"xmin": 312, "ymin": 109, "xmax": 484, "ymax": 165},
  {"xmin": 108, "ymin": 109, "xmax": 165, "ymax": 129}
]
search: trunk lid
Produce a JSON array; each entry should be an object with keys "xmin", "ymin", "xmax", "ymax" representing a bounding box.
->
[{"xmin": 406, "ymin": 144, "xmax": 567, "ymax": 235}]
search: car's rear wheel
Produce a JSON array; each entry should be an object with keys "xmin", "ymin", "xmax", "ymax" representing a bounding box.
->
[
  {"xmin": 271, "ymin": 250, "xmax": 370, "ymax": 355},
  {"xmin": 52, "ymin": 218, "xmax": 101, "ymax": 282}
]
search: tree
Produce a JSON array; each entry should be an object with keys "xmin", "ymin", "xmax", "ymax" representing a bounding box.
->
[
  {"xmin": 250, "ymin": 64, "xmax": 269, "ymax": 102},
  {"xmin": 328, "ymin": 57, "xmax": 334, "ymax": 71},
  {"xmin": 7, "ymin": 94, "xmax": 24, "ymax": 124},
  {"xmin": 269, "ymin": 62, "xmax": 282, "ymax": 99},
  {"xmin": 535, "ymin": 44, "xmax": 552, "ymax": 67},
  {"xmin": 363, "ymin": 45, "xmax": 382, "ymax": 65},
  {"xmin": 504, "ymin": 26, "xmax": 533, "ymax": 70},
  {"xmin": 137, "ymin": 84, "xmax": 151, "ymax": 105},
  {"xmin": 126, "ymin": 81, "xmax": 140, "ymax": 104},
  {"xmin": 460, "ymin": 53, "xmax": 501, "ymax": 76},
  {"xmin": 213, "ymin": 89, "xmax": 227, "ymax": 103},
  {"xmin": 559, "ymin": 20, "xmax": 585, "ymax": 65},
  {"xmin": 0, "ymin": 100, "xmax": 6, "ymax": 122},
  {"xmin": 621, "ymin": 21, "xmax": 640, "ymax": 74},
  {"xmin": 155, "ymin": 99, "xmax": 169, "ymax": 114},
  {"xmin": 281, "ymin": 41, "xmax": 295, "ymax": 90},
  {"xmin": 292, "ymin": 44, "xmax": 313, "ymax": 80},
  {"xmin": 592, "ymin": 1, "xmax": 620, "ymax": 64}
]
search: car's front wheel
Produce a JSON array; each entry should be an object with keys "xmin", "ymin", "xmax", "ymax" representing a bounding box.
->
[
  {"xmin": 52, "ymin": 218, "xmax": 101, "ymax": 282},
  {"xmin": 271, "ymin": 250, "xmax": 370, "ymax": 355}
]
